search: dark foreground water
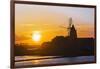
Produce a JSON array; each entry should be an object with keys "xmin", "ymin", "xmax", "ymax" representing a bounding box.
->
[{"xmin": 15, "ymin": 56, "xmax": 95, "ymax": 68}]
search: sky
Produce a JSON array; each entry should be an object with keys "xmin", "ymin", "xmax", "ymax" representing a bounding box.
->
[{"xmin": 15, "ymin": 4, "xmax": 95, "ymax": 45}]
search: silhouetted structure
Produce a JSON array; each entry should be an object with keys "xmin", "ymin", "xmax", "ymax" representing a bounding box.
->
[
  {"xmin": 67, "ymin": 18, "xmax": 77, "ymax": 39},
  {"xmin": 15, "ymin": 17, "xmax": 95, "ymax": 57},
  {"xmin": 37, "ymin": 17, "xmax": 95, "ymax": 56}
]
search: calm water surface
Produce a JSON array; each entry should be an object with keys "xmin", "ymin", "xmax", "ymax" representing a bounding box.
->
[{"xmin": 15, "ymin": 56, "xmax": 95, "ymax": 67}]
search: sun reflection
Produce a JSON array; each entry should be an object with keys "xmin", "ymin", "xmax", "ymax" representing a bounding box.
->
[{"xmin": 32, "ymin": 60, "xmax": 40, "ymax": 64}]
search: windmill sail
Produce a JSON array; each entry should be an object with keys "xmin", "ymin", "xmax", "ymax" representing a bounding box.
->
[{"xmin": 68, "ymin": 18, "xmax": 72, "ymax": 36}]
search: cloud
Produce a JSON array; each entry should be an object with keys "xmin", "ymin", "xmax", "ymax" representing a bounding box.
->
[{"xmin": 15, "ymin": 34, "xmax": 29, "ymax": 41}]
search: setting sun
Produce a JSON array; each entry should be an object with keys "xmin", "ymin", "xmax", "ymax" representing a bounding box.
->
[{"xmin": 32, "ymin": 31, "xmax": 41, "ymax": 42}]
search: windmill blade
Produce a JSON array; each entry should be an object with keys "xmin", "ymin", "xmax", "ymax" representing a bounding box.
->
[
  {"xmin": 59, "ymin": 26, "xmax": 67, "ymax": 29},
  {"xmin": 69, "ymin": 17, "xmax": 72, "ymax": 28}
]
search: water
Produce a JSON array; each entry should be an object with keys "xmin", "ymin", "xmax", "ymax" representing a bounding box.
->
[{"xmin": 15, "ymin": 56, "xmax": 95, "ymax": 67}]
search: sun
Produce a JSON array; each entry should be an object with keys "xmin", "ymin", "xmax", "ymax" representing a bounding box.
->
[{"xmin": 32, "ymin": 31, "xmax": 41, "ymax": 42}]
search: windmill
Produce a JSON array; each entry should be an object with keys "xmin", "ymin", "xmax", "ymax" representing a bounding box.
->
[{"xmin": 59, "ymin": 17, "xmax": 73, "ymax": 37}]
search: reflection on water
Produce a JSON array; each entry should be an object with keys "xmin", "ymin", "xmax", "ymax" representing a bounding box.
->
[
  {"xmin": 32, "ymin": 60, "xmax": 40, "ymax": 64},
  {"xmin": 15, "ymin": 56, "xmax": 95, "ymax": 67}
]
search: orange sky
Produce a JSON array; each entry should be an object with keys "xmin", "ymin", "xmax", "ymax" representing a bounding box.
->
[{"xmin": 15, "ymin": 4, "xmax": 95, "ymax": 45}]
